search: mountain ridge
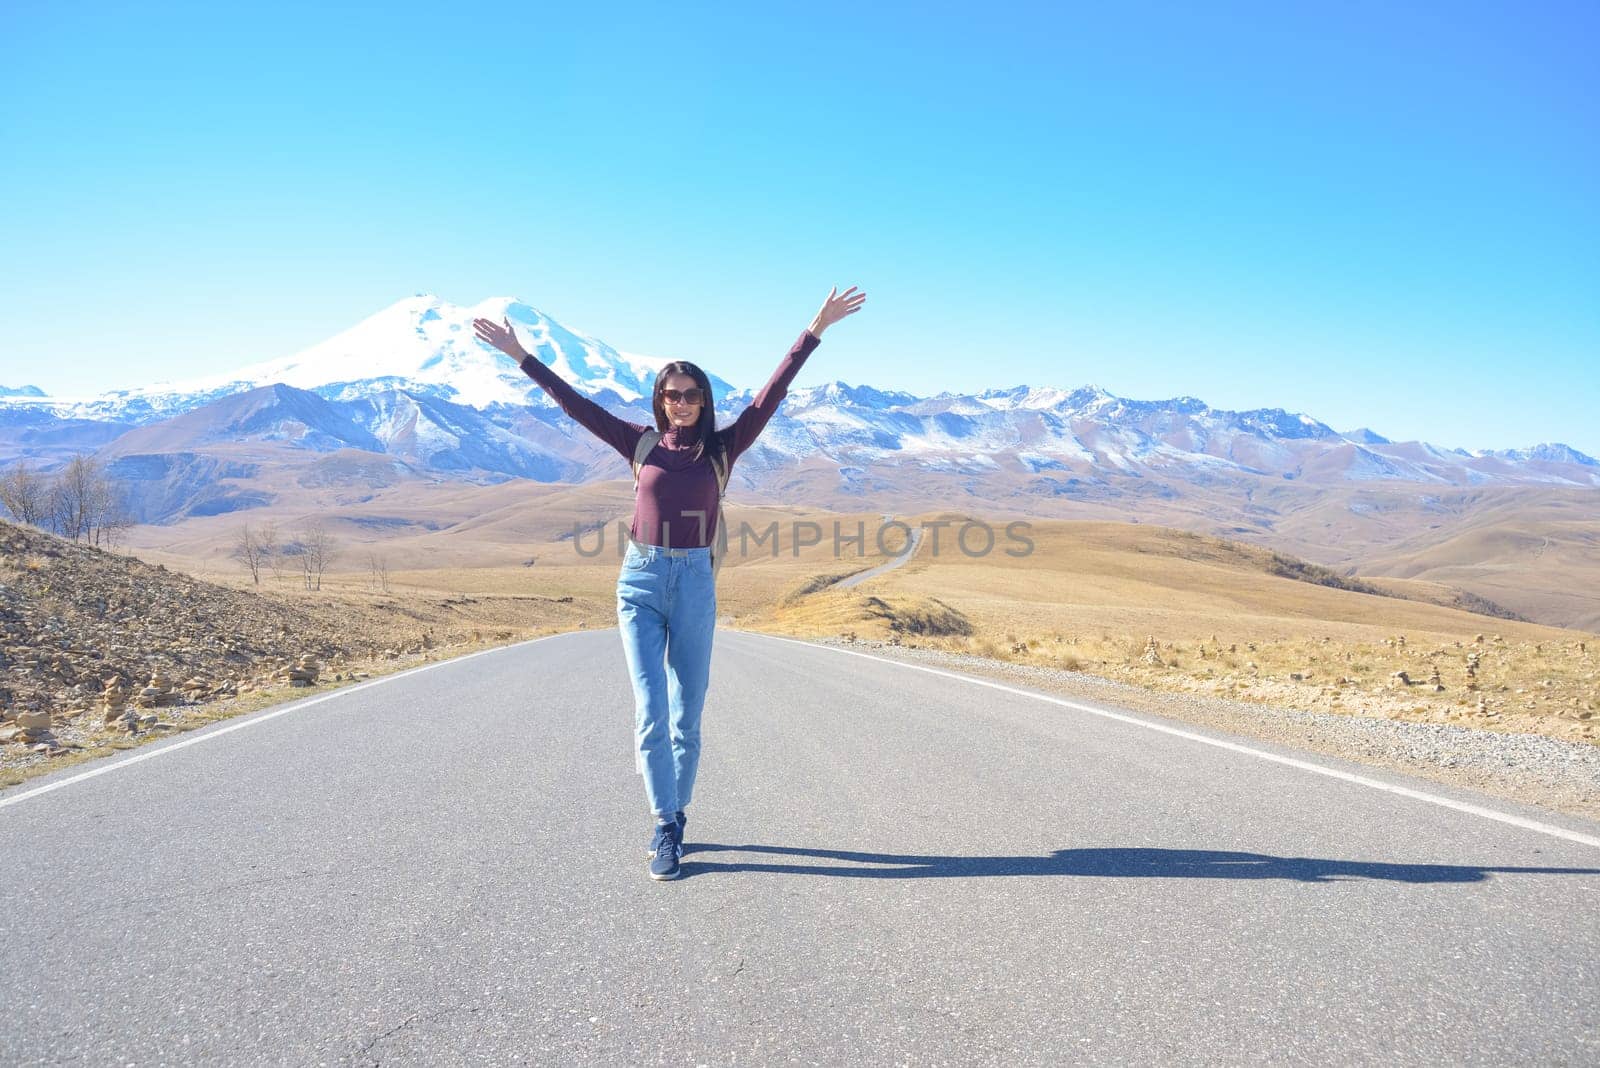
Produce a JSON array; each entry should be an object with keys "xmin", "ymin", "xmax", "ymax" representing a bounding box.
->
[{"xmin": 2, "ymin": 295, "xmax": 1595, "ymax": 526}]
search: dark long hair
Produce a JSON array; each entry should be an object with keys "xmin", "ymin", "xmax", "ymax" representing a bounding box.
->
[{"xmin": 652, "ymin": 361, "xmax": 720, "ymax": 464}]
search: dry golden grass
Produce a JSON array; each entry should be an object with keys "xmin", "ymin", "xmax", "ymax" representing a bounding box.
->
[
  {"xmin": 1357, "ymin": 517, "xmax": 1600, "ymax": 632},
  {"xmin": 739, "ymin": 515, "xmax": 1600, "ymax": 747},
  {"xmin": 98, "ymin": 441, "xmax": 1600, "ymax": 631},
  {"xmin": 64, "ymin": 509, "xmax": 1599, "ymax": 774}
]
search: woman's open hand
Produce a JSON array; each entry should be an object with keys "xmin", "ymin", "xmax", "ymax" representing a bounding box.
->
[
  {"xmin": 808, "ymin": 286, "xmax": 866, "ymax": 338},
  {"xmin": 472, "ymin": 316, "xmax": 531, "ymax": 362}
]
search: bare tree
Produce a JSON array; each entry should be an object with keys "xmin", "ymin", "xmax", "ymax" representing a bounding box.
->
[
  {"xmin": 234, "ymin": 523, "xmax": 264, "ymax": 585},
  {"xmin": 50, "ymin": 454, "xmax": 96, "ymax": 543},
  {"xmin": 257, "ymin": 521, "xmax": 282, "ymax": 583},
  {"xmin": 85, "ymin": 472, "xmax": 132, "ymax": 548},
  {"xmin": 298, "ymin": 520, "xmax": 337, "ymax": 591},
  {"xmin": 46, "ymin": 454, "xmax": 131, "ymax": 546},
  {"xmin": 0, "ymin": 461, "xmax": 51, "ymax": 527},
  {"xmin": 367, "ymin": 550, "xmax": 391, "ymax": 594}
]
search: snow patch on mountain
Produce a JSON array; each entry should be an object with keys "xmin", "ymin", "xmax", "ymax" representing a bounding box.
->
[
  {"xmin": 4, "ymin": 294, "xmax": 1595, "ymax": 494},
  {"xmin": 1485, "ymin": 443, "xmax": 1598, "ymax": 467}
]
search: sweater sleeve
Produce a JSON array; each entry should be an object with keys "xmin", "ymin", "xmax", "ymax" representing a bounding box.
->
[
  {"xmin": 722, "ymin": 330, "xmax": 821, "ymax": 464},
  {"xmin": 519, "ymin": 353, "xmax": 647, "ymax": 460}
]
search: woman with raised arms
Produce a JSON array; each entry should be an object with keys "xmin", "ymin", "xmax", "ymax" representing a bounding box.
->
[{"xmin": 473, "ymin": 286, "xmax": 866, "ymax": 881}]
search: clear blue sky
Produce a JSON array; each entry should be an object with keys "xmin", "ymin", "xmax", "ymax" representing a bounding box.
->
[{"xmin": 3, "ymin": 1, "xmax": 1596, "ymax": 454}]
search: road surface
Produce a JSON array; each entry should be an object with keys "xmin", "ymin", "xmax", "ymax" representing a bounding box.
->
[{"xmin": 3, "ymin": 628, "xmax": 1598, "ymax": 1065}]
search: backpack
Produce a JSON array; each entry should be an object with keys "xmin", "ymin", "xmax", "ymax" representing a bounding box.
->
[{"xmin": 630, "ymin": 430, "xmax": 731, "ymax": 581}]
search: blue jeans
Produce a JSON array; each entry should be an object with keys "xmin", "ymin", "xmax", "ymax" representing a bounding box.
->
[{"xmin": 615, "ymin": 541, "xmax": 717, "ymax": 817}]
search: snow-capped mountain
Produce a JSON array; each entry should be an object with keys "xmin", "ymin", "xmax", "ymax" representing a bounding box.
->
[
  {"xmin": 5, "ymin": 294, "xmax": 736, "ymax": 423},
  {"xmin": 2, "ymin": 294, "xmax": 1596, "ymax": 525}
]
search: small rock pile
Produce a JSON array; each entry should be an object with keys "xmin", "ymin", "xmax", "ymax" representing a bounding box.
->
[
  {"xmin": 276, "ymin": 655, "xmax": 320, "ymax": 688},
  {"xmin": 100, "ymin": 677, "xmax": 129, "ymax": 716},
  {"xmin": 1140, "ymin": 636, "xmax": 1165, "ymax": 667},
  {"xmin": 1, "ymin": 711, "xmax": 54, "ymax": 747},
  {"xmin": 100, "ymin": 677, "xmax": 137, "ymax": 731},
  {"xmin": 135, "ymin": 672, "xmax": 177, "ymax": 709}
]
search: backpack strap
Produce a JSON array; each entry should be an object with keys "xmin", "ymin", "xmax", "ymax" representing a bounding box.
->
[
  {"xmin": 708, "ymin": 441, "xmax": 730, "ymax": 581},
  {"xmin": 631, "ymin": 429, "xmax": 661, "ymax": 489},
  {"xmin": 625, "ymin": 430, "xmax": 661, "ymax": 555}
]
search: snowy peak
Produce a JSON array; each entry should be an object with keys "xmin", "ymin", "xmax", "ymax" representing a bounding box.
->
[
  {"xmin": 222, "ymin": 293, "xmax": 631, "ymax": 409},
  {"xmin": 976, "ymin": 385, "xmax": 1081, "ymax": 410},
  {"xmin": 1231, "ymin": 408, "xmax": 1341, "ymax": 441},
  {"xmin": 1484, "ymin": 443, "xmax": 1598, "ymax": 466},
  {"xmin": 788, "ymin": 380, "xmax": 921, "ymax": 410},
  {"xmin": 5, "ymin": 295, "xmax": 710, "ymax": 420}
]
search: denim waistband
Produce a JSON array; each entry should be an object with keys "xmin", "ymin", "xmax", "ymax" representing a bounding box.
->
[{"xmin": 627, "ymin": 540, "xmax": 711, "ymax": 558}]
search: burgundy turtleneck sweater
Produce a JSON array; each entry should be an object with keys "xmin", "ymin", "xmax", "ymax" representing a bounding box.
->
[{"xmin": 519, "ymin": 329, "xmax": 821, "ymax": 548}]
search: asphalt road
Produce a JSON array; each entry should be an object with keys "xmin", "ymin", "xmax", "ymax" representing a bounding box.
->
[{"xmin": 3, "ymin": 628, "xmax": 1599, "ymax": 1066}]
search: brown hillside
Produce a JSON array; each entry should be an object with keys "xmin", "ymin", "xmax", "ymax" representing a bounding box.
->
[
  {"xmin": 0, "ymin": 518, "xmax": 608, "ymax": 786},
  {"xmin": 0, "ymin": 518, "xmax": 388, "ymax": 725}
]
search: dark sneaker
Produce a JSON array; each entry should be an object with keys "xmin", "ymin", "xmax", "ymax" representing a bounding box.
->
[
  {"xmin": 648, "ymin": 820, "xmax": 683, "ymax": 881},
  {"xmin": 647, "ymin": 811, "xmax": 688, "ymax": 857}
]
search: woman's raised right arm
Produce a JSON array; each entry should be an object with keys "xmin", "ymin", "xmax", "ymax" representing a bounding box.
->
[{"xmin": 473, "ymin": 316, "xmax": 644, "ymax": 459}]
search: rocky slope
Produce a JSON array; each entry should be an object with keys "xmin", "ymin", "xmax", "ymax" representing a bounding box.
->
[{"xmin": 0, "ymin": 520, "xmax": 460, "ymax": 764}]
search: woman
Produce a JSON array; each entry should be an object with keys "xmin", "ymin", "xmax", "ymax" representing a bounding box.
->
[{"xmin": 472, "ymin": 286, "xmax": 866, "ymax": 881}]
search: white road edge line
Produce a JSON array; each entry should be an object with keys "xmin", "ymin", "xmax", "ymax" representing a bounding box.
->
[
  {"xmin": 0, "ymin": 633, "xmax": 570, "ymax": 811},
  {"xmin": 740, "ymin": 631, "xmax": 1600, "ymax": 851}
]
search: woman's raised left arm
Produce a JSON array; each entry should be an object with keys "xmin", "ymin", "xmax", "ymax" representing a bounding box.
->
[{"xmin": 724, "ymin": 286, "xmax": 868, "ymax": 462}]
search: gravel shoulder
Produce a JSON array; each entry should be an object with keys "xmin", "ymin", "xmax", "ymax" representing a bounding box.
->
[{"xmin": 791, "ymin": 633, "xmax": 1600, "ymax": 823}]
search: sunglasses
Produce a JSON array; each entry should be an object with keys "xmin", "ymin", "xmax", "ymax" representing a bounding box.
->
[{"xmin": 661, "ymin": 388, "xmax": 705, "ymax": 405}]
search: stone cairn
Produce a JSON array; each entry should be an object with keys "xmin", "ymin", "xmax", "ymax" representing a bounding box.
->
[
  {"xmin": 1140, "ymin": 637, "xmax": 1165, "ymax": 667},
  {"xmin": 1427, "ymin": 666, "xmax": 1444, "ymax": 692},
  {"xmin": 101, "ymin": 677, "xmax": 135, "ymax": 730},
  {"xmin": 135, "ymin": 672, "xmax": 177, "ymax": 709},
  {"xmin": 277, "ymin": 655, "xmax": 320, "ymax": 688},
  {"xmin": 1465, "ymin": 652, "xmax": 1481, "ymax": 691}
]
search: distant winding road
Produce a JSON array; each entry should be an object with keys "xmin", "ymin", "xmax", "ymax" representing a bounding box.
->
[{"xmin": 833, "ymin": 513, "xmax": 924, "ymax": 589}]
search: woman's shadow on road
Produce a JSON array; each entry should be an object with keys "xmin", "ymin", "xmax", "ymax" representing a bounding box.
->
[{"xmin": 680, "ymin": 843, "xmax": 1600, "ymax": 883}]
